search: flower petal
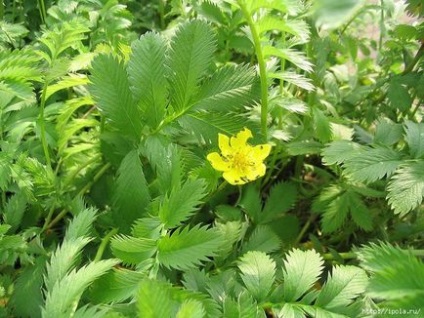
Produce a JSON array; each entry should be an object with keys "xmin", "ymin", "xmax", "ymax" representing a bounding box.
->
[
  {"xmin": 207, "ymin": 152, "xmax": 231, "ymax": 171},
  {"xmin": 245, "ymin": 163, "xmax": 266, "ymax": 181},
  {"xmin": 230, "ymin": 128, "xmax": 252, "ymax": 149},
  {"xmin": 223, "ymin": 170, "xmax": 247, "ymax": 185},
  {"xmin": 218, "ymin": 133, "xmax": 232, "ymax": 156},
  {"xmin": 251, "ymin": 144, "xmax": 271, "ymax": 161}
]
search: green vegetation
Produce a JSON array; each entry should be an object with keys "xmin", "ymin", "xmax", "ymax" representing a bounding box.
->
[{"xmin": 1, "ymin": 0, "xmax": 423, "ymax": 317}]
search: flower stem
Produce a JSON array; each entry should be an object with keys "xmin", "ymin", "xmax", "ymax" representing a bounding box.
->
[
  {"xmin": 94, "ymin": 228, "xmax": 118, "ymax": 262},
  {"xmin": 38, "ymin": 80, "xmax": 52, "ymax": 169},
  {"xmin": 237, "ymin": 0, "xmax": 268, "ymax": 140}
]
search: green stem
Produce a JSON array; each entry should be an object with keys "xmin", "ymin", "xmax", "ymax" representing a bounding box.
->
[
  {"xmin": 0, "ymin": 1, "xmax": 4, "ymax": 20},
  {"xmin": 294, "ymin": 213, "xmax": 317, "ymax": 246},
  {"xmin": 38, "ymin": 80, "xmax": 52, "ymax": 169},
  {"xmin": 237, "ymin": 0, "xmax": 268, "ymax": 140},
  {"xmin": 402, "ymin": 42, "xmax": 424, "ymax": 75},
  {"xmin": 94, "ymin": 228, "xmax": 118, "ymax": 262},
  {"xmin": 37, "ymin": 0, "xmax": 47, "ymax": 24},
  {"xmin": 322, "ymin": 252, "xmax": 357, "ymax": 261},
  {"xmin": 158, "ymin": 0, "xmax": 165, "ymax": 30},
  {"xmin": 62, "ymin": 154, "xmax": 101, "ymax": 190},
  {"xmin": 42, "ymin": 163, "xmax": 112, "ymax": 232}
]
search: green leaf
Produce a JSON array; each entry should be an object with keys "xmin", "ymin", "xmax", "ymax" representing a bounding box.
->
[
  {"xmin": 387, "ymin": 161, "xmax": 424, "ymax": 216},
  {"xmin": 191, "ymin": 64, "xmax": 257, "ymax": 112},
  {"xmin": 113, "ymin": 150, "xmax": 151, "ymax": 233},
  {"xmin": 322, "ymin": 141, "xmax": 361, "ymax": 166},
  {"xmin": 269, "ymin": 71, "xmax": 315, "ymax": 91},
  {"xmin": 313, "ymin": 0, "xmax": 363, "ymax": 30},
  {"xmin": 176, "ymin": 299, "xmax": 205, "ymax": 318},
  {"xmin": 9, "ymin": 256, "xmax": 46, "ymax": 318},
  {"xmin": 387, "ymin": 80, "xmax": 412, "ymax": 112},
  {"xmin": 358, "ymin": 243, "xmax": 424, "ymax": 304},
  {"xmin": 128, "ymin": 32, "xmax": 168, "ymax": 129},
  {"xmin": 315, "ymin": 265, "xmax": 368, "ymax": 309},
  {"xmin": 137, "ymin": 279, "xmax": 173, "ymax": 318},
  {"xmin": 65, "ymin": 207, "xmax": 97, "ymax": 241},
  {"xmin": 343, "ymin": 146, "xmax": 403, "ymax": 183},
  {"xmin": 89, "ymin": 54, "xmax": 143, "ymax": 140},
  {"xmin": 157, "ymin": 225, "xmax": 223, "ymax": 270},
  {"xmin": 43, "ymin": 259, "xmax": 119, "ymax": 318},
  {"xmin": 167, "ymin": 20, "xmax": 216, "ymax": 113},
  {"xmin": 242, "ymin": 225, "xmax": 281, "ymax": 254},
  {"xmin": 283, "ymin": 249, "xmax": 324, "ymax": 302},
  {"xmin": 159, "ymin": 179, "xmax": 207, "ymax": 228},
  {"xmin": 179, "ymin": 111, "xmax": 255, "ymax": 144},
  {"xmin": 404, "ymin": 121, "xmax": 424, "ymax": 159},
  {"xmin": 374, "ymin": 118, "xmax": 404, "ymax": 146},
  {"xmin": 45, "ymin": 237, "xmax": 91, "ymax": 291},
  {"xmin": 312, "ymin": 107, "xmax": 332, "ymax": 143},
  {"xmin": 238, "ymin": 251, "xmax": 276, "ymax": 302},
  {"xmin": 90, "ymin": 267, "xmax": 149, "ymax": 303},
  {"xmin": 239, "ymin": 184, "xmax": 262, "ymax": 224},
  {"xmin": 261, "ymin": 182, "xmax": 297, "ymax": 223},
  {"xmin": 2, "ymin": 192, "xmax": 27, "ymax": 233},
  {"xmin": 263, "ymin": 46, "xmax": 313, "ymax": 73},
  {"xmin": 110, "ymin": 235, "xmax": 156, "ymax": 265}
]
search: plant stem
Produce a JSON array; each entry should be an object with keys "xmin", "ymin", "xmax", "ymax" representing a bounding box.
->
[
  {"xmin": 237, "ymin": 0, "xmax": 268, "ymax": 140},
  {"xmin": 94, "ymin": 228, "xmax": 118, "ymax": 261},
  {"xmin": 37, "ymin": 0, "xmax": 47, "ymax": 24},
  {"xmin": 402, "ymin": 42, "xmax": 424, "ymax": 75},
  {"xmin": 294, "ymin": 213, "xmax": 317, "ymax": 245},
  {"xmin": 38, "ymin": 80, "xmax": 52, "ymax": 169},
  {"xmin": 158, "ymin": 0, "xmax": 165, "ymax": 30},
  {"xmin": 42, "ymin": 163, "xmax": 112, "ymax": 232},
  {"xmin": 322, "ymin": 252, "xmax": 357, "ymax": 260}
]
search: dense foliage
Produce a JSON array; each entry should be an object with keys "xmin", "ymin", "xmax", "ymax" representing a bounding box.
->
[{"xmin": 1, "ymin": 0, "xmax": 423, "ymax": 317}]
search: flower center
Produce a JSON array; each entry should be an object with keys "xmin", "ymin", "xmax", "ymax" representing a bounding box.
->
[{"xmin": 231, "ymin": 151, "xmax": 253, "ymax": 171}]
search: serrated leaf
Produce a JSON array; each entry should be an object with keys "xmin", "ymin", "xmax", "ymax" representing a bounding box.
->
[
  {"xmin": 343, "ymin": 146, "xmax": 403, "ymax": 183},
  {"xmin": 312, "ymin": 107, "xmax": 332, "ymax": 143},
  {"xmin": 110, "ymin": 235, "xmax": 156, "ymax": 265},
  {"xmin": 167, "ymin": 20, "xmax": 216, "ymax": 113},
  {"xmin": 387, "ymin": 81, "xmax": 412, "ymax": 112},
  {"xmin": 374, "ymin": 118, "xmax": 403, "ymax": 146},
  {"xmin": 263, "ymin": 46, "xmax": 313, "ymax": 72},
  {"xmin": 157, "ymin": 225, "xmax": 223, "ymax": 270},
  {"xmin": 283, "ymin": 249, "xmax": 324, "ymax": 302},
  {"xmin": 269, "ymin": 71, "xmax": 314, "ymax": 91},
  {"xmin": 90, "ymin": 267, "xmax": 149, "ymax": 303},
  {"xmin": 316, "ymin": 265, "xmax": 368, "ymax": 309},
  {"xmin": 261, "ymin": 182, "xmax": 297, "ymax": 223},
  {"xmin": 137, "ymin": 279, "xmax": 173, "ymax": 318},
  {"xmin": 191, "ymin": 64, "xmax": 257, "ymax": 112},
  {"xmin": 322, "ymin": 141, "xmax": 361, "ymax": 165},
  {"xmin": 9, "ymin": 256, "xmax": 46, "ymax": 318},
  {"xmin": 128, "ymin": 32, "xmax": 168, "ymax": 129},
  {"xmin": 239, "ymin": 184, "xmax": 262, "ymax": 223},
  {"xmin": 404, "ymin": 121, "xmax": 424, "ymax": 159},
  {"xmin": 159, "ymin": 179, "xmax": 207, "ymax": 228},
  {"xmin": 176, "ymin": 299, "xmax": 205, "ymax": 318},
  {"xmin": 89, "ymin": 54, "xmax": 143, "ymax": 140},
  {"xmin": 238, "ymin": 251, "xmax": 276, "ymax": 302},
  {"xmin": 179, "ymin": 111, "xmax": 255, "ymax": 144},
  {"xmin": 243, "ymin": 225, "xmax": 281, "ymax": 254},
  {"xmin": 113, "ymin": 150, "xmax": 151, "ymax": 233},
  {"xmin": 387, "ymin": 161, "xmax": 424, "ymax": 216},
  {"xmin": 43, "ymin": 259, "xmax": 119, "ymax": 317},
  {"xmin": 358, "ymin": 243, "xmax": 424, "ymax": 302},
  {"xmin": 65, "ymin": 207, "xmax": 97, "ymax": 241},
  {"xmin": 45, "ymin": 237, "xmax": 91, "ymax": 291}
]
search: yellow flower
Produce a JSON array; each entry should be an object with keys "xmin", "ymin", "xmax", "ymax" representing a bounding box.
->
[{"xmin": 207, "ymin": 128, "xmax": 271, "ymax": 185}]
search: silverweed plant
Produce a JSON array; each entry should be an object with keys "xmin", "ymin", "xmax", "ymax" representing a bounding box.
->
[{"xmin": 1, "ymin": 0, "xmax": 424, "ymax": 317}]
